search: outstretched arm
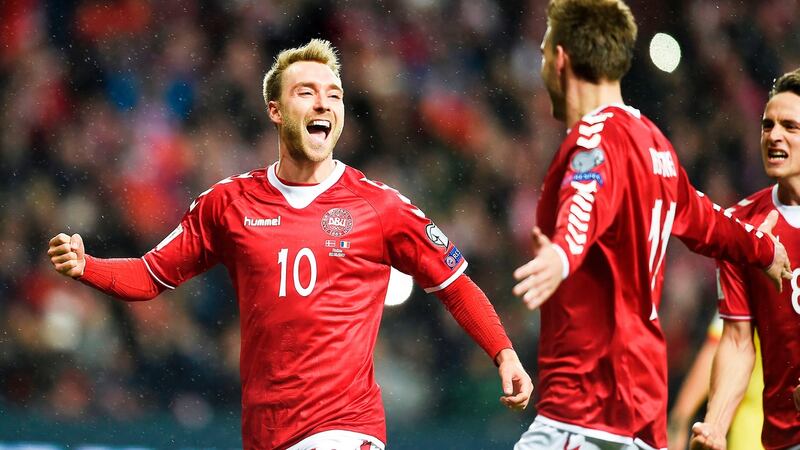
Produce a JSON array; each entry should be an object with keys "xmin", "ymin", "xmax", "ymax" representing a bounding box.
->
[
  {"xmin": 48, "ymin": 232, "xmax": 164, "ymax": 301},
  {"xmin": 690, "ymin": 320, "xmax": 755, "ymax": 450},
  {"xmin": 672, "ymin": 168, "xmax": 790, "ymax": 290},
  {"xmin": 436, "ymin": 275, "xmax": 533, "ymax": 410},
  {"xmin": 511, "ymin": 227, "xmax": 565, "ymax": 310}
]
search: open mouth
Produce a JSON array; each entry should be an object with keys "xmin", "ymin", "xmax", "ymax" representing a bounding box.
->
[
  {"xmin": 306, "ymin": 119, "xmax": 331, "ymax": 145},
  {"xmin": 768, "ymin": 148, "xmax": 788, "ymax": 161}
]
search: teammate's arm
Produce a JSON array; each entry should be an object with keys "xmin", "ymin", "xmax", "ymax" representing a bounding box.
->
[
  {"xmin": 689, "ymin": 320, "xmax": 755, "ymax": 450},
  {"xmin": 513, "ymin": 141, "xmax": 622, "ymax": 309},
  {"xmin": 671, "ymin": 167, "xmax": 790, "ymax": 289}
]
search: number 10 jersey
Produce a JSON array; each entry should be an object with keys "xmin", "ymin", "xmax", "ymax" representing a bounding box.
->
[{"xmin": 143, "ymin": 161, "xmax": 468, "ymax": 449}]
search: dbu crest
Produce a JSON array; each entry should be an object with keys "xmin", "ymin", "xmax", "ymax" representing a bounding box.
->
[{"xmin": 321, "ymin": 208, "xmax": 354, "ymax": 237}]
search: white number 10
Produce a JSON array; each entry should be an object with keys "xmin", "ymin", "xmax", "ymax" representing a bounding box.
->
[
  {"xmin": 647, "ymin": 199, "xmax": 677, "ymax": 289},
  {"xmin": 278, "ymin": 248, "xmax": 317, "ymax": 297}
]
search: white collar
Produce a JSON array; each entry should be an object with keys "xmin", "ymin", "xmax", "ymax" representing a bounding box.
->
[
  {"xmin": 771, "ymin": 184, "xmax": 800, "ymax": 229},
  {"xmin": 267, "ymin": 160, "xmax": 346, "ymax": 209}
]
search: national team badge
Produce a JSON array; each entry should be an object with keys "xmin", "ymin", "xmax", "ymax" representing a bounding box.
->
[
  {"xmin": 321, "ymin": 208, "xmax": 354, "ymax": 237},
  {"xmin": 426, "ymin": 223, "xmax": 449, "ymax": 247},
  {"xmin": 570, "ymin": 148, "xmax": 605, "ymax": 173}
]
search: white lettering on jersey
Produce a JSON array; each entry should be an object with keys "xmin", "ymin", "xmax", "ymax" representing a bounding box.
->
[
  {"xmin": 359, "ymin": 177, "xmax": 425, "ymax": 218},
  {"xmin": 791, "ymin": 268, "xmax": 800, "ymax": 314},
  {"xmin": 244, "ymin": 216, "xmax": 281, "ymax": 227},
  {"xmin": 565, "ymin": 180, "xmax": 598, "ymax": 255},
  {"xmin": 649, "ymin": 148, "xmax": 677, "ymax": 178}
]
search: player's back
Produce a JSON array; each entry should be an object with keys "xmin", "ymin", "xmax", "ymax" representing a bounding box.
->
[{"xmin": 535, "ymin": 105, "xmax": 691, "ymax": 447}]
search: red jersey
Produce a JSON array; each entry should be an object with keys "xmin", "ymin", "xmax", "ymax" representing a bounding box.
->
[
  {"xmin": 718, "ymin": 185, "xmax": 800, "ymax": 450},
  {"xmin": 142, "ymin": 162, "xmax": 472, "ymax": 449},
  {"xmin": 534, "ymin": 104, "xmax": 774, "ymax": 448}
]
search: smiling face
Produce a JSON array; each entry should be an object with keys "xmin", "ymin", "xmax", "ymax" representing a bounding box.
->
[
  {"xmin": 268, "ymin": 60, "xmax": 344, "ymax": 163},
  {"xmin": 761, "ymin": 91, "xmax": 800, "ymax": 182}
]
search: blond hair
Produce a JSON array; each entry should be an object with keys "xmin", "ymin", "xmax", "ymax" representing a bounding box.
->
[
  {"xmin": 262, "ymin": 39, "xmax": 341, "ymax": 104},
  {"xmin": 547, "ymin": 0, "xmax": 637, "ymax": 83}
]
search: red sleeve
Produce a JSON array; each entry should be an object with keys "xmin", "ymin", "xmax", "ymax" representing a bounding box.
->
[
  {"xmin": 367, "ymin": 178, "xmax": 467, "ymax": 292},
  {"xmin": 142, "ymin": 184, "xmax": 224, "ymax": 288},
  {"xmin": 716, "ymin": 260, "xmax": 753, "ymax": 321},
  {"xmin": 79, "ymin": 254, "xmax": 165, "ymax": 301},
  {"xmin": 671, "ymin": 167, "xmax": 774, "ymax": 269},
  {"xmin": 435, "ymin": 274, "xmax": 513, "ymax": 361},
  {"xmin": 550, "ymin": 139, "xmax": 622, "ymax": 277}
]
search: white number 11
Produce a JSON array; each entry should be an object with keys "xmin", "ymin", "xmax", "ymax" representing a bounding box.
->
[{"xmin": 647, "ymin": 199, "xmax": 677, "ymax": 289}]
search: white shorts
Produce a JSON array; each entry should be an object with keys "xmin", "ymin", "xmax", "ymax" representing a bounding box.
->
[
  {"xmin": 514, "ymin": 415, "xmax": 663, "ymax": 450},
  {"xmin": 286, "ymin": 430, "xmax": 384, "ymax": 450}
]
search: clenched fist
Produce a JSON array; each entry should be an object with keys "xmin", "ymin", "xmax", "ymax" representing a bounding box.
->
[{"xmin": 48, "ymin": 233, "xmax": 86, "ymax": 278}]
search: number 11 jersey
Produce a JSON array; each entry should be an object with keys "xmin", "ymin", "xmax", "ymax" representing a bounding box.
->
[
  {"xmin": 143, "ymin": 161, "xmax": 469, "ymax": 449},
  {"xmin": 534, "ymin": 104, "xmax": 774, "ymax": 448}
]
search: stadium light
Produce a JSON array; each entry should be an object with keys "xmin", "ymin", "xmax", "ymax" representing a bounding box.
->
[
  {"xmin": 385, "ymin": 267, "xmax": 414, "ymax": 306},
  {"xmin": 649, "ymin": 33, "xmax": 681, "ymax": 73}
]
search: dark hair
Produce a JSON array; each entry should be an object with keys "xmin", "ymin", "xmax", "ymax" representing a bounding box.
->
[
  {"xmin": 547, "ymin": 0, "xmax": 638, "ymax": 83},
  {"xmin": 770, "ymin": 69, "xmax": 800, "ymax": 98}
]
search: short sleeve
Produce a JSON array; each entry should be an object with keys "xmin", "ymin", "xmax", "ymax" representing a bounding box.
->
[
  {"xmin": 716, "ymin": 260, "xmax": 752, "ymax": 321},
  {"xmin": 376, "ymin": 188, "xmax": 467, "ymax": 293},
  {"xmin": 142, "ymin": 188, "xmax": 222, "ymax": 289}
]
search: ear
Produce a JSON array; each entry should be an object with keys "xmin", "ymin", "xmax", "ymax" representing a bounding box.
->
[
  {"xmin": 555, "ymin": 45, "xmax": 568, "ymax": 75},
  {"xmin": 267, "ymin": 100, "xmax": 282, "ymax": 125}
]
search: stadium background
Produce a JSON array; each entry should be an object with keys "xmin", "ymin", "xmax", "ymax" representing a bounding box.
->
[{"xmin": 2, "ymin": 0, "xmax": 798, "ymax": 448}]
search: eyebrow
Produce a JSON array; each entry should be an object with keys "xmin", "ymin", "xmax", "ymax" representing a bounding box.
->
[{"xmin": 294, "ymin": 81, "xmax": 343, "ymax": 92}]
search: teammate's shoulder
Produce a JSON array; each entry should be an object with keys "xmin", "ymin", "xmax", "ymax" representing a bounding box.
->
[
  {"xmin": 727, "ymin": 186, "xmax": 775, "ymax": 218},
  {"xmin": 565, "ymin": 104, "xmax": 638, "ymax": 148}
]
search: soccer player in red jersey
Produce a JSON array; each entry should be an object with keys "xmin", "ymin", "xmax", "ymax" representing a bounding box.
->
[
  {"xmin": 691, "ymin": 69, "xmax": 800, "ymax": 450},
  {"xmin": 47, "ymin": 39, "xmax": 533, "ymax": 450},
  {"xmin": 510, "ymin": 1, "xmax": 791, "ymax": 449}
]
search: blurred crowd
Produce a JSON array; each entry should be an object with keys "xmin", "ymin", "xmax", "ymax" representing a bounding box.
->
[{"xmin": 2, "ymin": 0, "xmax": 799, "ymax": 446}]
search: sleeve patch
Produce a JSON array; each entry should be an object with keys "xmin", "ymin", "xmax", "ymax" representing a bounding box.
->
[
  {"xmin": 444, "ymin": 245, "xmax": 463, "ymax": 268},
  {"xmin": 426, "ymin": 222, "xmax": 449, "ymax": 247},
  {"xmin": 570, "ymin": 148, "xmax": 605, "ymax": 173},
  {"xmin": 571, "ymin": 171, "xmax": 604, "ymax": 185}
]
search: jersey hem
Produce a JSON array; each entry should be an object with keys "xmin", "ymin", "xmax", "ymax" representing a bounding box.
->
[
  {"xmin": 141, "ymin": 255, "xmax": 175, "ymax": 289},
  {"xmin": 285, "ymin": 429, "xmax": 385, "ymax": 450},
  {"xmin": 423, "ymin": 261, "xmax": 468, "ymax": 293},
  {"xmin": 718, "ymin": 313, "xmax": 752, "ymax": 321},
  {"xmin": 534, "ymin": 415, "xmax": 662, "ymax": 449}
]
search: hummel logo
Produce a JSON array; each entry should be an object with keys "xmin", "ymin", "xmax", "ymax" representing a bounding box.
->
[{"xmin": 244, "ymin": 216, "xmax": 281, "ymax": 227}]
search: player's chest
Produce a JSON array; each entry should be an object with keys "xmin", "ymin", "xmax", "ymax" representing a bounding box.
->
[{"xmin": 220, "ymin": 199, "xmax": 383, "ymax": 266}]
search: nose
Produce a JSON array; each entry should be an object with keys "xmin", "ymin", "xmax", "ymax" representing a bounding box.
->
[
  {"xmin": 313, "ymin": 93, "xmax": 330, "ymax": 112},
  {"xmin": 767, "ymin": 125, "xmax": 784, "ymax": 144}
]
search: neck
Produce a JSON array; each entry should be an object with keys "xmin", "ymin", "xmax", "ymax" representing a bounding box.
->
[
  {"xmin": 565, "ymin": 78, "xmax": 624, "ymax": 128},
  {"xmin": 276, "ymin": 151, "xmax": 336, "ymax": 184},
  {"xmin": 777, "ymin": 177, "xmax": 800, "ymax": 206}
]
